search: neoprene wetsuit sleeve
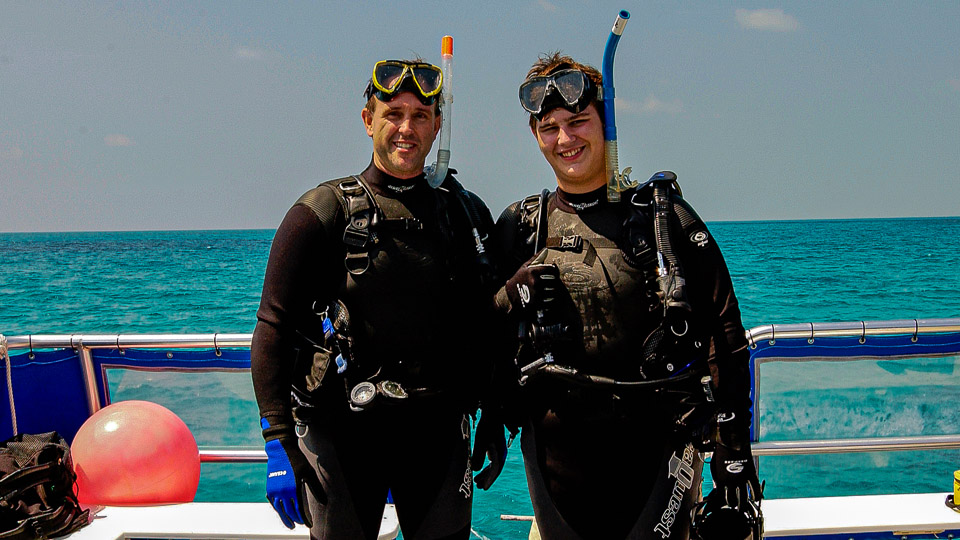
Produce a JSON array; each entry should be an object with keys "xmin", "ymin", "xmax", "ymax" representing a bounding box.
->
[
  {"xmin": 492, "ymin": 201, "xmax": 530, "ymax": 314},
  {"xmin": 486, "ymin": 200, "xmax": 536, "ymax": 430},
  {"xmin": 454, "ymin": 185, "xmax": 508, "ymax": 409},
  {"xmin": 251, "ymin": 194, "xmax": 343, "ymax": 421},
  {"xmin": 673, "ymin": 196, "xmax": 753, "ymax": 437}
]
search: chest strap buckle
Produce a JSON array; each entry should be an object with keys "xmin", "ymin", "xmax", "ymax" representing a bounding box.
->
[{"xmin": 559, "ymin": 235, "xmax": 583, "ymax": 252}]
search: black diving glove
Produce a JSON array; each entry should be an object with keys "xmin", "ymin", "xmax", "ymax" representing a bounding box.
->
[
  {"xmin": 470, "ymin": 413, "xmax": 507, "ymax": 490},
  {"xmin": 502, "ymin": 262, "xmax": 560, "ymax": 313},
  {"xmin": 709, "ymin": 413, "xmax": 762, "ymax": 506},
  {"xmin": 261, "ymin": 416, "xmax": 326, "ymax": 529}
]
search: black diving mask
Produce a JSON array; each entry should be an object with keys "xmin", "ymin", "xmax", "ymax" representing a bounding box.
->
[{"xmin": 519, "ymin": 69, "xmax": 598, "ymax": 118}]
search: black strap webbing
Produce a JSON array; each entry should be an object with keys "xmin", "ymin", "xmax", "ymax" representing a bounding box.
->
[{"xmin": 533, "ymin": 189, "xmax": 550, "ymax": 252}]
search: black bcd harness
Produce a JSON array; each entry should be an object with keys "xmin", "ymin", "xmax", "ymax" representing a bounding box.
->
[
  {"xmin": 291, "ymin": 173, "xmax": 495, "ymax": 414},
  {"xmin": 514, "ymin": 171, "xmax": 712, "ymax": 392}
]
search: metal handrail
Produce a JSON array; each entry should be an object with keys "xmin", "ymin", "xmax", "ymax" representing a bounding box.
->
[
  {"xmin": 199, "ymin": 448, "xmax": 265, "ymax": 463},
  {"xmin": 2, "ymin": 333, "xmax": 252, "ymax": 350},
  {"xmin": 745, "ymin": 318, "xmax": 960, "ymax": 346},
  {"xmin": 2, "ymin": 333, "xmax": 252, "ymax": 419},
  {"xmin": 6, "ymin": 318, "xmax": 958, "ymax": 352},
  {"xmin": 752, "ymin": 434, "xmax": 960, "ymax": 456},
  {"xmin": 5, "ymin": 319, "xmax": 960, "ymax": 463},
  {"xmin": 198, "ymin": 433, "xmax": 960, "ymax": 464},
  {"xmin": 7, "ymin": 318, "xmax": 958, "ymax": 351}
]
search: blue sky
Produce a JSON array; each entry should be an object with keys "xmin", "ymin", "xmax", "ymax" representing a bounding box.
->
[{"xmin": 1, "ymin": 1, "xmax": 958, "ymax": 232}]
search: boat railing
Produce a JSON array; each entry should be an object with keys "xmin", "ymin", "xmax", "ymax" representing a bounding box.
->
[
  {"xmin": 746, "ymin": 317, "xmax": 960, "ymax": 457},
  {"xmin": 1, "ymin": 332, "xmax": 256, "ymax": 463},
  {"xmin": 4, "ymin": 317, "xmax": 960, "ymax": 463}
]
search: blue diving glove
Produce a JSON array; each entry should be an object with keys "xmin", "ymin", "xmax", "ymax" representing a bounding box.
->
[
  {"xmin": 470, "ymin": 412, "xmax": 507, "ymax": 490},
  {"xmin": 261, "ymin": 416, "xmax": 326, "ymax": 529}
]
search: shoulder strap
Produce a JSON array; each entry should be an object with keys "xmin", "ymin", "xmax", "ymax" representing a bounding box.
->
[
  {"xmin": 515, "ymin": 189, "xmax": 551, "ymax": 254},
  {"xmin": 534, "ymin": 189, "xmax": 550, "ymax": 252},
  {"xmin": 441, "ymin": 178, "xmax": 490, "ymax": 254},
  {"xmin": 293, "ymin": 176, "xmax": 375, "ymax": 275},
  {"xmin": 330, "ymin": 175, "xmax": 424, "ymax": 275},
  {"xmin": 336, "ymin": 175, "xmax": 379, "ymax": 275},
  {"xmin": 435, "ymin": 176, "xmax": 499, "ymax": 286}
]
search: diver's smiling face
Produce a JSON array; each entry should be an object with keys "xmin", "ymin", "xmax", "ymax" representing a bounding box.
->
[
  {"xmin": 532, "ymin": 103, "xmax": 606, "ymax": 193},
  {"xmin": 362, "ymin": 92, "xmax": 441, "ymax": 179}
]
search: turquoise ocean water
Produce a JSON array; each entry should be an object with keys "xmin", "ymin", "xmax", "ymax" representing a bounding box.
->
[{"xmin": 2, "ymin": 217, "xmax": 960, "ymax": 538}]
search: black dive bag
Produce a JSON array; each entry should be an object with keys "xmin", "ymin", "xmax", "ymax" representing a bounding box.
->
[{"xmin": 0, "ymin": 432, "xmax": 88, "ymax": 540}]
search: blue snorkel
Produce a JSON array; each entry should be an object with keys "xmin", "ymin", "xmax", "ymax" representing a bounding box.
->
[{"xmin": 603, "ymin": 10, "xmax": 632, "ymax": 202}]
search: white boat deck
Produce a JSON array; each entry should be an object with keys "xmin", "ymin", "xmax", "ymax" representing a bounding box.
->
[
  {"xmin": 763, "ymin": 492, "xmax": 960, "ymax": 536},
  {"xmin": 62, "ymin": 493, "xmax": 960, "ymax": 539},
  {"xmin": 65, "ymin": 502, "xmax": 399, "ymax": 540}
]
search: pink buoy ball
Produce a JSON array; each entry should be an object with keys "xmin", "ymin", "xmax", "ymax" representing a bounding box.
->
[{"xmin": 72, "ymin": 400, "xmax": 200, "ymax": 505}]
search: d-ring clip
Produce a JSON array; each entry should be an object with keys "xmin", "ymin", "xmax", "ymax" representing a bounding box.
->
[
  {"xmin": 629, "ymin": 190, "xmax": 651, "ymax": 207},
  {"xmin": 768, "ymin": 325, "xmax": 776, "ymax": 346},
  {"xmin": 911, "ymin": 319, "xmax": 919, "ymax": 343},
  {"xmin": 28, "ymin": 335, "xmax": 35, "ymax": 360},
  {"xmin": 117, "ymin": 334, "xmax": 125, "ymax": 355},
  {"xmin": 670, "ymin": 320, "xmax": 689, "ymax": 337},
  {"xmin": 214, "ymin": 333, "xmax": 222, "ymax": 357},
  {"xmin": 808, "ymin": 322, "xmax": 815, "ymax": 344},
  {"xmin": 859, "ymin": 321, "xmax": 866, "ymax": 344}
]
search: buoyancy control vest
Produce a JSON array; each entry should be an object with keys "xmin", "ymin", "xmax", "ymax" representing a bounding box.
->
[
  {"xmin": 514, "ymin": 172, "xmax": 714, "ymax": 393},
  {"xmin": 0, "ymin": 432, "xmax": 88, "ymax": 540},
  {"xmin": 290, "ymin": 173, "xmax": 495, "ymax": 414}
]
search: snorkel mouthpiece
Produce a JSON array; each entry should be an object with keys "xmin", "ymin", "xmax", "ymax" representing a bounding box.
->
[
  {"xmin": 603, "ymin": 10, "xmax": 630, "ymax": 202},
  {"xmin": 425, "ymin": 35, "xmax": 454, "ymax": 188}
]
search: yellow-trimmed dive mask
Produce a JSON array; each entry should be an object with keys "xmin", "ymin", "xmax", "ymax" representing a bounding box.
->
[{"xmin": 363, "ymin": 60, "xmax": 443, "ymax": 105}]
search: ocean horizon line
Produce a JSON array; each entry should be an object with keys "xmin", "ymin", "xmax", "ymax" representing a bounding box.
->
[{"xmin": 2, "ymin": 215, "xmax": 959, "ymax": 236}]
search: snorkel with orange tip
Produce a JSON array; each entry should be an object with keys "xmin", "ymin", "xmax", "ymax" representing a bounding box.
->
[{"xmin": 425, "ymin": 35, "xmax": 454, "ymax": 188}]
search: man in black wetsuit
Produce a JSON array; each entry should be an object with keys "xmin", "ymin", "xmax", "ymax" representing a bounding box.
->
[
  {"xmin": 487, "ymin": 53, "xmax": 762, "ymax": 539},
  {"xmin": 251, "ymin": 58, "xmax": 497, "ymax": 539}
]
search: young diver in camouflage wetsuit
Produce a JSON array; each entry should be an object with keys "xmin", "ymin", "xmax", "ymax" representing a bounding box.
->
[{"xmin": 475, "ymin": 53, "xmax": 762, "ymax": 540}]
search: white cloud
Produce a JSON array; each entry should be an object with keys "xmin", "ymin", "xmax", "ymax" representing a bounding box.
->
[
  {"xmin": 235, "ymin": 46, "xmax": 265, "ymax": 60},
  {"xmin": 735, "ymin": 9, "xmax": 799, "ymax": 32},
  {"xmin": 537, "ymin": 0, "xmax": 557, "ymax": 12},
  {"xmin": 104, "ymin": 134, "xmax": 135, "ymax": 147},
  {"xmin": 617, "ymin": 96, "xmax": 683, "ymax": 115}
]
